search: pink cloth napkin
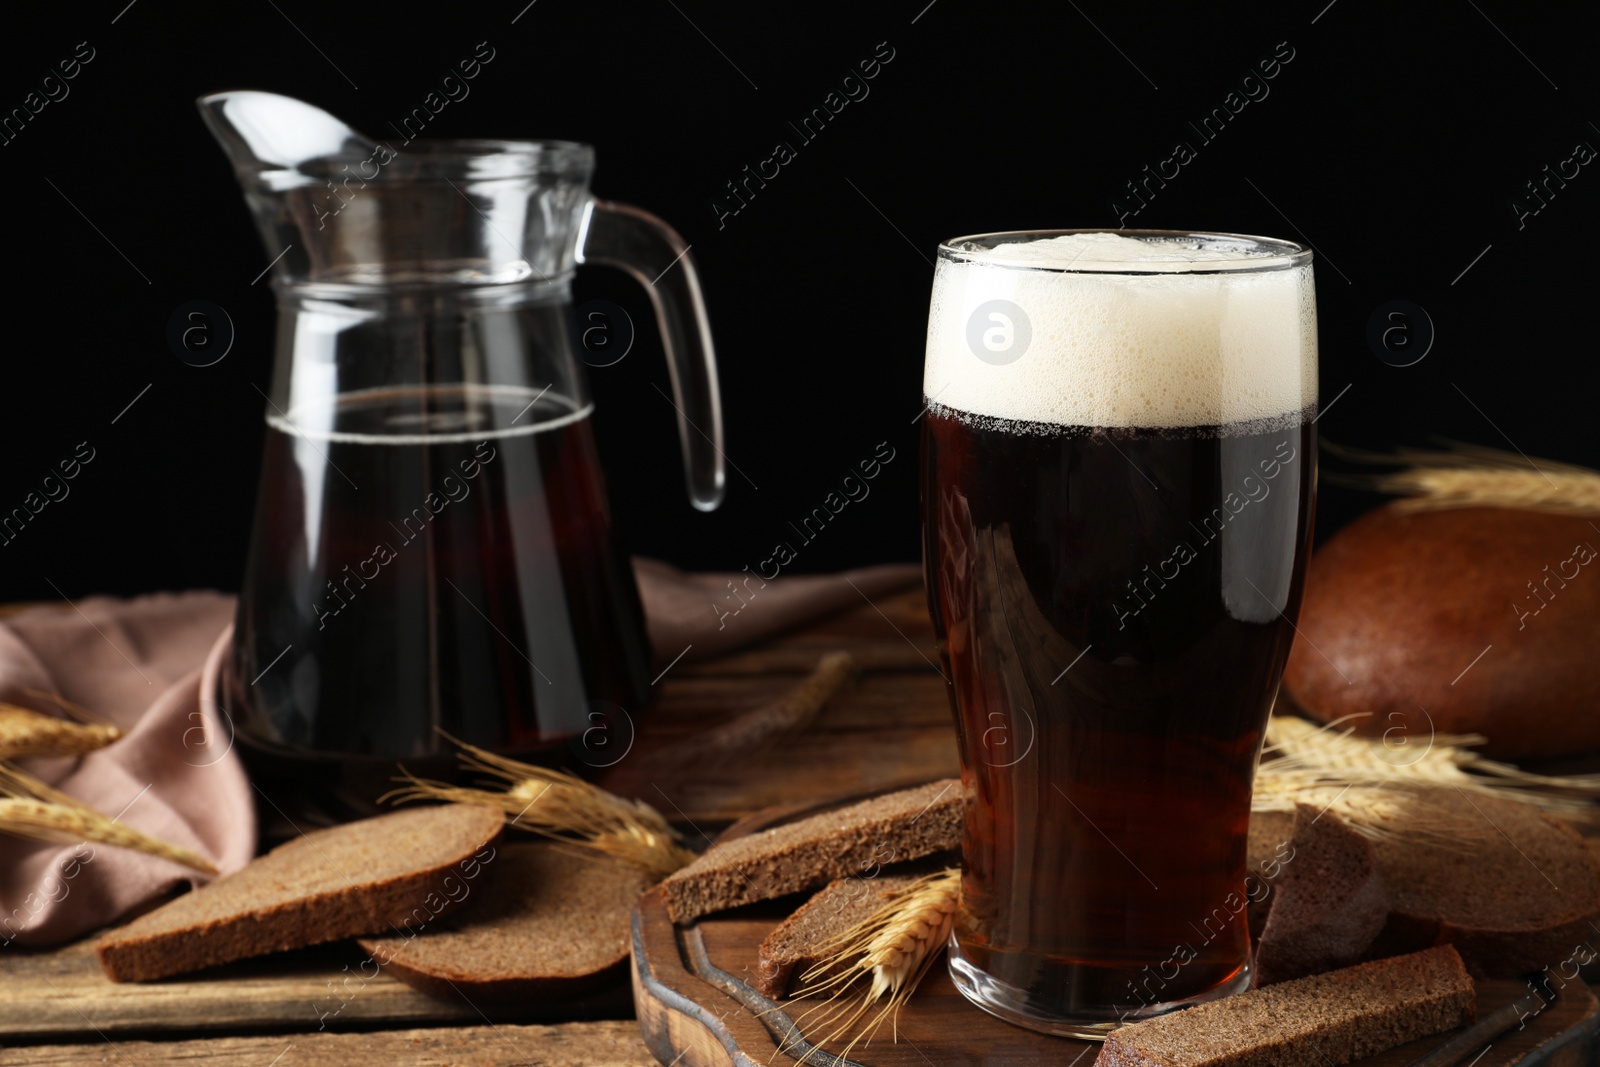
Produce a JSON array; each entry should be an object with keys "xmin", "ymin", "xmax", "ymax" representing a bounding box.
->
[
  {"xmin": 0, "ymin": 592, "xmax": 253, "ymax": 948},
  {"xmin": 0, "ymin": 561, "xmax": 920, "ymax": 947}
]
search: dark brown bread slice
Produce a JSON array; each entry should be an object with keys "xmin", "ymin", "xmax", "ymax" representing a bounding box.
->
[
  {"xmin": 97, "ymin": 804, "xmax": 503, "ymax": 982},
  {"xmin": 659, "ymin": 779, "xmax": 963, "ymax": 923},
  {"xmin": 357, "ymin": 842, "xmax": 651, "ymax": 1001},
  {"xmin": 1369, "ymin": 786, "xmax": 1600, "ymax": 976},
  {"xmin": 1254, "ymin": 804, "xmax": 1388, "ymax": 985},
  {"xmin": 1094, "ymin": 946, "xmax": 1476, "ymax": 1067},
  {"xmin": 754, "ymin": 872, "xmax": 922, "ymax": 998},
  {"xmin": 1245, "ymin": 808, "xmax": 1296, "ymax": 874},
  {"xmin": 1244, "ymin": 808, "xmax": 1297, "ymax": 938}
]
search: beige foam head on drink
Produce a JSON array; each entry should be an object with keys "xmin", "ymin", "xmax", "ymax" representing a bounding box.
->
[{"xmin": 924, "ymin": 232, "xmax": 1316, "ymax": 431}]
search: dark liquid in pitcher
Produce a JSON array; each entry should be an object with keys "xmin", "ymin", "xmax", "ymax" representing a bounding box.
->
[
  {"xmin": 922, "ymin": 404, "xmax": 1314, "ymax": 1020},
  {"xmin": 230, "ymin": 384, "xmax": 649, "ymax": 766}
]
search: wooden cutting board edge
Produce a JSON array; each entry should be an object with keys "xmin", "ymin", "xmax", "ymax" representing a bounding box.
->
[
  {"xmin": 1522, "ymin": 987, "xmax": 1600, "ymax": 1063},
  {"xmin": 633, "ymin": 892, "xmax": 884, "ymax": 1067},
  {"xmin": 632, "ymin": 893, "xmax": 758, "ymax": 1067}
]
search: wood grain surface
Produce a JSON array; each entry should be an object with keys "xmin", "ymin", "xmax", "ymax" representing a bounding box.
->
[
  {"xmin": 0, "ymin": 1021, "xmax": 654, "ymax": 1066},
  {"xmin": 0, "ymin": 938, "xmax": 632, "ymax": 1041}
]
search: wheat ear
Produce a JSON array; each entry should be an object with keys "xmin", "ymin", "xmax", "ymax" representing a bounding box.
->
[
  {"xmin": 0, "ymin": 704, "xmax": 121, "ymax": 761},
  {"xmin": 1326, "ymin": 441, "xmax": 1600, "ymax": 516},
  {"xmin": 0, "ymin": 764, "xmax": 217, "ymax": 874},
  {"xmin": 1253, "ymin": 715, "xmax": 1600, "ymax": 836},
  {"xmin": 643, "ymin": 652, "xmax": 856, "ymax": 779},
  {"xmin": 777, "ymin": 868, "xmax": 959, "ymax": 1064},
  {"xmin": 381, "ymin": 737, "xmax": 693, "ymax": 880}
]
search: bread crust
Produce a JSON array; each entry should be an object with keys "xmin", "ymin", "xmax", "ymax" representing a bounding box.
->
[
  {"xmin": 753, "ymin": 871, "xmax": 925, "ymax": 998},
  {"xmin": 1284, "ymin": 506, "xmax": 1600, "ymax": 760},
  {"xmin": 1095, "ymin": 947, "xmax": 1475, "ymax": 1067},
  {"xmin": 1254, "ymin": 806, "xmax": 1388, "ymax": 985},
  {"xmin": 366, "ymin": 953, "xmax": 629, "ymax": 1002},
  {"xmin": 660, "ymin": 779, "xmax": 963, "ymax": 924}
]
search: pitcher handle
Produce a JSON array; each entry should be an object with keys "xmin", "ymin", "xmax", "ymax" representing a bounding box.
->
[{"xmin": 577, "ymin": 199, "xmax": 725, "ymax": 512}]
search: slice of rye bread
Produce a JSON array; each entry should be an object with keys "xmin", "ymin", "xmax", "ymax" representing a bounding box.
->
[
  {"xmin": 97, "ymin": 804, "xmax": 503, "ymax": 982},
  {"xmin": 659, "ymin": 779, "xmax": 963, "ymax": 924},
  {"xmin": 1245, "ymin": 808, "xmax": 1297, "ymax": 938},
  {"xmin": 1368, "ymin": 786, "xmax": 1600, "ymax": 977},
  {"xmin": 754, "ymin": 870, "xmax": 924, "ymax": 998},
  {"xmin": 1094, "ymin": 946, "xmax": 1476, "ymax": 1067},
  {"xmin": 1254, "ymin": 804, "xmax": 1388, "ymax": 986},
  {"xmin": 356, "ymin": 842, "xmax": 651, "ymax": 1001}
]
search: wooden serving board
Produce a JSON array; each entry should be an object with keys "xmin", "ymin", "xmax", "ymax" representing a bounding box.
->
[{"xmin": 631, "ymin": 796, "xmax": 1600, "ymax": 1067}]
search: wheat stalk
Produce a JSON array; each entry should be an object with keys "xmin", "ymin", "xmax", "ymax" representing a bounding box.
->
[
  {"xmin": 777, "ymin": 868, "xmax": 959, "ymax": 1064},
  {"xmin": 382, "ymin": 737, "xmax": 694, "ymax": 880},
  {"xmin": 642, "ymin": 651, "xmax": 855, "ymax": 777},
  {"xmin": 0, "ymin": 705, "xmax": 121, "ymax": 760},
  {"xmin": 1253, "ymin": 715, "xmax": 1600, "ymax": 837},
  {"xmin": 0, "ymin": 764, "xmax": 217, "ymax": 874},
  {"xmin": 1327, "ymin": 441, "xmax": 1600, "ymax": 516}
]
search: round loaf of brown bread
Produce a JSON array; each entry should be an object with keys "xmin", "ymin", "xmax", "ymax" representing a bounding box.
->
[{"xmin": 1283, "ymin": 505, "xmax": 1600, "ymax": 759}]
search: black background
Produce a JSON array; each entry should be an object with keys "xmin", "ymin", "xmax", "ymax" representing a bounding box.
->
[{"xmin": 3, "ymin": 1, "xmax": 1597, "ymax": 602}]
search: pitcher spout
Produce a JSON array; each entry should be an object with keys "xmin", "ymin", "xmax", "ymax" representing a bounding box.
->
[
  {"xmin": 197, "ymin": 90, "xmax": 595, "ymax": 288},
  {"xmin": 198, "ymin": 90, "xmax": 377, "ymax": 180}
]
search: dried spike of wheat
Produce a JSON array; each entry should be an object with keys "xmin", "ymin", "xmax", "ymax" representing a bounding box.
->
[
  {"xmin": 436, "ymin": 732, "xmax": 679, "ymax": 837},
  {"xmin": 381, "ymin": 757, "xmax": 694, "ymax": 881},
  {"xmin": 1381, "ymin": 468, "xmax": 1600, "ymax": 516},
  {"xmin": 1253, "ymin": 714, "xmax": 1600, "ymax": 837},
  {"xmin": 781, "ymin": 867, "xmax": 960, "ymax": 1063},
  {"xmin": 643, "ymin": 652, "xmax": 857, "ymax": 782},
  {"xmin": 0, "ymin": 705, "xmax": 121, "ymax": 761},
  {"xmin": 0, "ymin": 764, "xmax": 216, "ymax": 875},
  {"xmin": 1325, "ymin": 441, "xmax": 1600, "ymax": 516}
]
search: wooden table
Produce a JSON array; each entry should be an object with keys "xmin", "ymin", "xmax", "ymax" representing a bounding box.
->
[
  {"xmin": 0, "ymin": 584, "xmax": 958, "ymax": 1065},
  {"xmin": 8, "ymin": 585, "xmax": 1595, "ymax": 1065}
]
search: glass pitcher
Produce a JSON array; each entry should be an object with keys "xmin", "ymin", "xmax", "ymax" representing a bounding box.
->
[{"xmin": 200, "ymin": 91, "xmax": 722, "ymax": 770}]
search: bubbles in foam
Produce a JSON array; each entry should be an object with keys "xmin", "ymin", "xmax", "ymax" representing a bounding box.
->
[
  {"xmin": 951, "ymin": 232, "xmax": 1276, "ymax": 272},
  {"xmin": 926, "ymin": 233, "xmax": 1316, "ymax": 430}
]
